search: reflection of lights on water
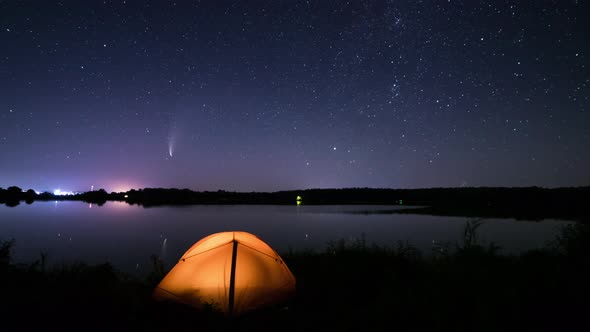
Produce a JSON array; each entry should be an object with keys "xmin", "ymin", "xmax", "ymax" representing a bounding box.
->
[
  {"xmin": 296, "ymin": 195, "xmax": 302, "ymax": 205},
  {"xmin": 109, "ymin": 201, "xmax": 131, "ymax": 209}
]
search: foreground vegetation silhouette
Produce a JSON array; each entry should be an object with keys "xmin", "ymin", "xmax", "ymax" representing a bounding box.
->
[
  {"xmin": 1, "ymin": 221, "xmax": 589, "ymax": 331},
  {"xmin": 1, "ymin": 186, "xmax": 589, "ymax": 221}
]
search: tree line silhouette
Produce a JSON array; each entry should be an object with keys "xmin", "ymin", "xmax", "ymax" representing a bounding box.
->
[{"xmin": 1, "ymin": 186, "xmax": 588, "ymax": 221}]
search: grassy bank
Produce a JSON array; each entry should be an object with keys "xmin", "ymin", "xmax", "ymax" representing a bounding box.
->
[{"xmin": 1, "ymin": 221, "xmax": 589, "ymax": 331}]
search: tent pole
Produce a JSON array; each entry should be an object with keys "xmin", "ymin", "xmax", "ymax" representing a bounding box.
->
[{"xmin": 228, "ymin": 240, "xmax": 238, "ymax": 318}]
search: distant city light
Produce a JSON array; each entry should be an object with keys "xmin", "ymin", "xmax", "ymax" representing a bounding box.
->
[{"xmin": 53, "ymin": 189, "xmax": 74, "ymax": 196}]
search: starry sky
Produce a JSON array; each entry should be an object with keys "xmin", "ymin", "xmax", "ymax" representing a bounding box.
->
[{"xmin": 1, "ymin": 0, "xmax": 588, "ymax": 192}]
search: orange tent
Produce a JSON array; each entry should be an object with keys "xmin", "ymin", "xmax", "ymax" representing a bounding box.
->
[{"xmin": 153, "ymin": 231, "xmax": 296, "ymax": 315}]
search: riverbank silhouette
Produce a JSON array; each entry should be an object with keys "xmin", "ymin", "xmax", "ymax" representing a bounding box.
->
[{"xmin": 1, "ymin": 186, "xmax": 589, "ymax": 221}]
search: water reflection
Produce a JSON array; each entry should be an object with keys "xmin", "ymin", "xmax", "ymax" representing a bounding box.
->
[{"xmin": 0, "ymin": 201, "xmax": 570, "ymax": 274}]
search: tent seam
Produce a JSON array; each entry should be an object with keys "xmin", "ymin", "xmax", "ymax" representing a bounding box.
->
[{"xmin": 182, "ymin": 241, "xmax": 234, "ymax": 260}]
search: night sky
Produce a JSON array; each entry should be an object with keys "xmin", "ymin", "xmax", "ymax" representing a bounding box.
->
[{"xmin": 1, "ymin": 1, "xmax": 588, "ymax": 192}]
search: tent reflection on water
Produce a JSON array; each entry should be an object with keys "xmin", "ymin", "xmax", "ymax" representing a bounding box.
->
[{"xmin": 153, "ymin": 231, "xmax": 296, "ymax": 316}]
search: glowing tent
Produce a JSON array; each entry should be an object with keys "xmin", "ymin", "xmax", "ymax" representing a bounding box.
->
[{"xmin": 153, "ymin": 231, "xmax": 296, "ymax": 315}]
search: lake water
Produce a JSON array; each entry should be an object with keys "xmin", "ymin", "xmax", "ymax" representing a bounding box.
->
[{"xmin": 0, "ymin": 201, "xmax": 570, "ymax": 275}]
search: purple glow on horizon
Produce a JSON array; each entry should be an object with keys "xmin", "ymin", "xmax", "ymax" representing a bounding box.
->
[{"xmin": 0, "ymin": 1, "xmax": 588, "ymax": 191}]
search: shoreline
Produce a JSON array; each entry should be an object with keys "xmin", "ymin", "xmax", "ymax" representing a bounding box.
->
[
  {"xmin": 2, "ymin": 222, "xmax": 589, "ymax": 331},
  {"xmin": 2, "ymin": 186, "xmax": 588, "ymax": 221}
]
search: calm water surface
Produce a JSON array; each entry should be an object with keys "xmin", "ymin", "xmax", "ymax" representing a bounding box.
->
[{"xmin": 0, "ymin": 201, "xmax": 570, "ymax": 274}]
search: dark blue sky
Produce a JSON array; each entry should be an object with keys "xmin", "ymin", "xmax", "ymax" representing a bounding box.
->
[{"xmin": 1, "ymin": 0, "xmax": 588, "ymax": 192}]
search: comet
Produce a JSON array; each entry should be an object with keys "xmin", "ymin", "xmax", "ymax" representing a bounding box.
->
[
  {"xmin": 167, "ymin": 117, "xmax": 182, "ymax": 158},
  {"xmin": 168, "ymin": 134, "xmax": 175, "ymax": 157}
]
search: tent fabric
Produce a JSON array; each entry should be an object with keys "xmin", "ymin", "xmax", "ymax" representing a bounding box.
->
[{"xmin": 153, "ymin": 231, "xmax": 296, "ymax": 315}]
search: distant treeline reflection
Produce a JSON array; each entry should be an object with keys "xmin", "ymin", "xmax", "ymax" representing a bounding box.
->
[{"xmin": 1, "ymin": 186, "xmax": 588, "ymax": 221}]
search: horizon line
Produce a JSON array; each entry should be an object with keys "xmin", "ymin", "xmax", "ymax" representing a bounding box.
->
[{"xmin": 2, "ymin": 184, "xmax": 590, "ymax": 194}]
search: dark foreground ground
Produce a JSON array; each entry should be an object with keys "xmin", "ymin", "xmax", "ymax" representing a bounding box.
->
[{"xmin": 1, "ymin": 221, "xmax": 589, "ymax": 332}]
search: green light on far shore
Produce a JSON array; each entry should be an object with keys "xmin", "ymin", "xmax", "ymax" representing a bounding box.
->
[{"xmin": 296, "ymin": 195, "xmax": 302, "ymax": 205}]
